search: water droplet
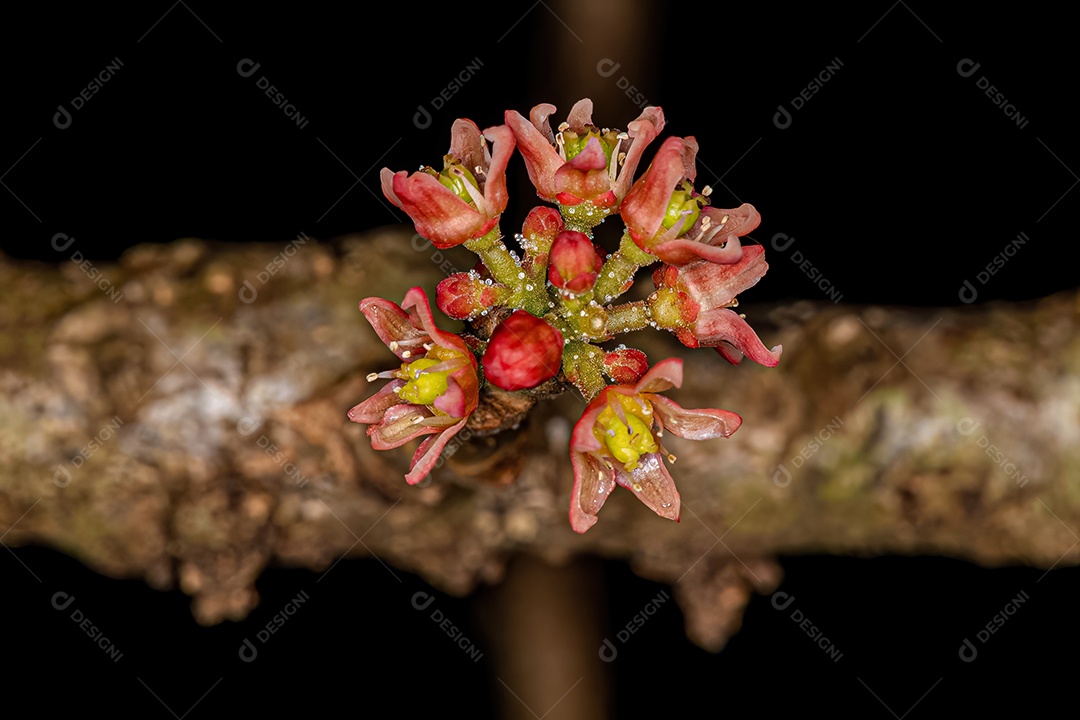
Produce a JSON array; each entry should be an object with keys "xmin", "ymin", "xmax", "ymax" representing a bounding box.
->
[
  {"xmin": 661, "ymin": 501, "xmax": 672, "ymax": 509},
  {"xmin": 632, "ymin": 483, "xmax": 643, "ymax": 492}
]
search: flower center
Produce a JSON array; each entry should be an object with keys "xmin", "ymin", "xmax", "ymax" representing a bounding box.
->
[
  {"xmin": 561, "ymin": 126, "xmax": 619, "ymax": 165},
  {"xmin": 430, "ymin": 158, "xmax": 481, "ymax": 205},
  {"xmin": 397, "ymin": 357, "xmax": 450, "ymax": 406},
  {"xmin": 659, "ymin": 181, "xmax": 705, "ymax": 238},
  {"xmin": 593, "ymin": 394, "xmax": 659, "ymax": 471}
]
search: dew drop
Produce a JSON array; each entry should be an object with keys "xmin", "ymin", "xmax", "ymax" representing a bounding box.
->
[{"xmin": 661, "ymin": 501, "xmax": 672, "ymax": 509}]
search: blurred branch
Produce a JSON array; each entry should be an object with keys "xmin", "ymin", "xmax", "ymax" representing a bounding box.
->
[{"xmin": 3, "ymin": 230, "xmax": 1079, "ymax": 650}]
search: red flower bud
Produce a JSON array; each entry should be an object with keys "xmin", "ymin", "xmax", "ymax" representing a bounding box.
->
[
  {"xmin": 436, "ymin": 272, "xmax": 504, "ymax": 320},
  {"xmin": 602, "ymin": 348, "xmax": 649, "ymax": 384},
  {"xmin": 482, "ymin": 310, "xmax": 564, "ymax": 391},
  {"xmin": 548, "ymin": 231, "xmax": 604, "ymax": 293},
  {"xmin": 522, "ymin": 206, "xmax": 564, "ymax": 245}
]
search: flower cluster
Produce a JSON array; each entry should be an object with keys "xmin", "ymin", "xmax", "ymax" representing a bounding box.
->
[{"xmin": 349, "ymin": 99, "xmax": 781, "ymax": 533}]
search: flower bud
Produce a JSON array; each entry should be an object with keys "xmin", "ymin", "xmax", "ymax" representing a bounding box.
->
[
  {"xmin": 436, "ymin": 272, "xmax": 504, "ymax": 320},
  {"xmin": 602, "ymin": 348, "xmax": 649, "ymax": 384},
  {"xmin": 548, "ymin": 231, "xmax": 604, "ymax": 293},
  {"xmin": 522, "ymin": 206, "xmax": 565, "ymax": 245},
  {"xmin": 482, "ymin": 310, "xmax": 564, "ymax": 391}
]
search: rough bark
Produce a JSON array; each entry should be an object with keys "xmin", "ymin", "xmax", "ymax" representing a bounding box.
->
[{"xmin": 3, "ymin": 230, "xmax": 1078, "ymax": 650}]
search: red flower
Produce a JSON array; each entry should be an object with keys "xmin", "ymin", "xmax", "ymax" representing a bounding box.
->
[
  {"xmin": 568, "ymin": 358, "xmax": 742, "ymax": 533},
  {"xmin": 380, "ymin": 120, "xmax": 515, "ymax": 249},
  {"xmin": 548, "ymin": 230, "xmax": 604, "ymax": 293},
  {"xmin": 347, "ymin": 287, "xmax": 479, "ymax": 484},
  {"xmin": 657, "ymin": 246, "xmax": 782, "ymax": 367},
  {"xmin": 506, "ymin": 98, "xmax": 664, "ymax": 208},
  {"xmin": 482, "ymin": 310, "xmax": 564, "ymax": 391},
  {"xmin": 622, "ymin": 135, "xmax": 761, "ymax": 266}
]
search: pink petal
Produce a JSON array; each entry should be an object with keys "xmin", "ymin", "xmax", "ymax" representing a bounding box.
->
[
  {"xmin": 566, "ymin": 98, "xmax": 594, "ymax": 133},
  {"xmin": 391, "ymin": 172, "xmax": 485, "ymax": 249},
  {"xmin": 569, "ymin": 449, "xmax": 617, "ymax": 533},
  {"xmin": 401, "ymin": 287, "xmax": 470, "ymax": 358},
  {"xmin": 529, "ymin": 102, "xmax": 558, "ymax": 142},
  {"xmin": 615, "ymin": 453, "xmax": 680, "ymax": 522},
  {"xmin": 432, "ymin": 375, "xmax": 466, "ymax": 418},
  {"xmin": 360, "ymin": 296, "xmax": 429, "ymax": 360},
  {"xmin": 481, "ymin": 124, "xmax": 515, "ymax": 216},
  {"xmin": 615, "ymin": 106, "xmax": 665, "ymax": 199},
  {"xmin": 570, "ymin": 394, "xmax": 609, "ymax": 453},
  {"xmin": 652, "ymin": 234, "xmax": 744, "ymax": 267},
  {"xmin": 405, "ymin": 417, "xmax": 468, "ymax": 485},
  {"xmin": 649, "ymin": 395, "xmax": 742, "ymax": 439},
  {"xmin": 348, "ymin": 380, "xmax": 406, "ymax": 424},
  {"xmin": 369, "ymin": 404, "xmax": 438, "ymax": 450},
  {"xmin": 702, "ymin": 204, "xmax": 761, "ymax": 239},
  {"xmin": 449, "ymin": 118, "xmax": 485, "ymax": 178},
  {"xmin": 692, "ymin": 308, "xmax": 782, "ymax": 367},
  {"xmin": 676, "ymin": 243, "xmax": 767, "ymax": 309},
  {"xmin": 633, "ymin": 357, "xmax": 683, "ymax": 395},
  {"xmin": 380, "ymin": 167, "xmax": 403, "ymax": 208},
  {"xmin": 506, "ymin": 108, "xmax": 561, "ymax": 200},
  {"xmin": 554, "ymin": 137, "xmax": 612, "ymax": 202},
  {"xmin": 621, "ymin": 136, "xmax": 691, "ymax": 243}
]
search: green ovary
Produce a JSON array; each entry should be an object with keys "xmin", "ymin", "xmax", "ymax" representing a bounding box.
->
[
  {"xmin": 433, "ymin": 159, "xmax": 480, "ymax": 204},
  {"xmin": 593, "ymin": 395, "xmax": 659, "ymax": 471},
  {"xmin": 660, "ymin": 183, "xmax": 702, "ymax": 236},
  {"xmin": 397, "ymin": 358, "xmax": 450, "ymax": 406}
]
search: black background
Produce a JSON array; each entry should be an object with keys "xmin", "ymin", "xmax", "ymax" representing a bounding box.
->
[{"xmin": 2, "ymin": 2, "xmax": 1077, "ymax": 716}]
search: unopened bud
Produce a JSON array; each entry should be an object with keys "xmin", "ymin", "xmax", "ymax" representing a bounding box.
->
[
  {"xmin": 437, "ymin": 273, "xmax": 503, "ymax": 320},
  {"xmin": 548, "ymin": 231, "xmax": 604, "ymax": 293},
  {"xmin": 481, "ymin": 311, "xmax": 564, "ymax": 391},
  {"xmin": 603, "ymin": 348, "xmax": 649, "ymax": 384}
]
